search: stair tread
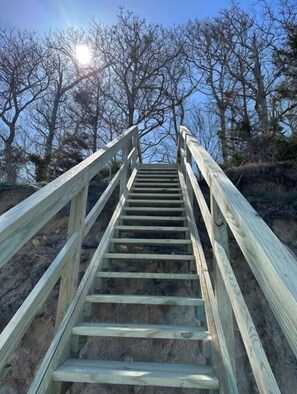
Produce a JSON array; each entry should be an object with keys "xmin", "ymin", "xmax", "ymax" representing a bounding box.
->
[
  {"xmin": 123, "ymin": 207, "xmax": 185, "ymax": 212},
  {"xmin": 104, "ymin": 253, "xmax": 194, "ymax": 260},
  {"xmin": 115, "ymin": 225, "xmax": 189, "ymax": 231},
  {"xmin": 96, "ymin": 272, "xmax": 197, "ymax": 279},
  {"xmin": 120, "ymin": 215, "xmax": 186, "ymax": 221},
  {"xmin": 133, "ymin": 188, "xmax": 180, "ymax": 191},
  {"xmin": 110, "ymin": 238, "xmax": 191, "ymax": 244},
  {"xmin": 72, "ymin": 322, "xmax": 209, "ymax": 340},
  {"xmin": 134, "ymin": 183, "xmax": 180, "ymax": 186},
  {"xmin": 129, "ymin": 193, "xmax": 182, "ymax": 197},
  {"xmin": 53, "ymin": 359, "xmax": 219, "ymax": 389},
  {"xmin": 85, "ymin": 295, "xmax": 204, "ymax": 305},
  {"xmin": 126, "ymin": 199, "xmax": 184, "ymax": 204}
]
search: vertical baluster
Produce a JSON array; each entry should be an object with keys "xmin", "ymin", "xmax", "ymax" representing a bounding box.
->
[
  {"xmin": 55, "ymin": 182, "xmax": 89, "ymax": 329},
  {"xmin": 211, "ymin": 194, "xmax": 236, "ymax": 375}
]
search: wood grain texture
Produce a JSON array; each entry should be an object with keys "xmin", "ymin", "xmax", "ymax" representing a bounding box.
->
[
  {"xmin": 115, "ymin": 225, "xmax": 189, "ymax": 232},
  {"xmin": 72, "ymin": 322, "xmax": 209, "ymax": 340},
  {"xmin": 53, "ymin": 359, "xmax": 219, "ymax": 389},
  {"xmin": 28, "ymin": 169, "xmax": 138, "ymax": 394},
  {"xmin": 119, "ymin": 215, "xmax": 186, "ymax": 221},
  {"xmin": 84, "ymin": 148, "xmax": 137, "ymax": 236},
  {"xmin": 96, "ymin": 272, "xmax": 198, "ymax": 280},
  {"xmin": 56, "ymin": 184, "xmax": 89, "ymax": 328},
  {"xmin": 85, "ymin": 294, "xmax": 204, "ymax": 306},
  {"xmin": 110, "ymin": 238, "xmax": 191, "ymax": 245},
  {"xmin": 0, "ymin": 126, "xmax": 137, "ymax": 269},
  {"xmin": 181, "ymin": 125, "xmax": 297, "ymax": 357},
  {"xmin": 178, "ymin": 166, "xmax": 238, "ymax": 393},
  {"xmin": 104, "ymin": 252, "xmax": 194, "ymax": 260},
  {"xmin": 214, "ymin": 241, "xmax": 281, "ymax": 394},
  {"xmin": 126, "ymin": 199, "xmax": 184, "ymax": 205},
  {"xmin": 211, "ymin": 195, "xmax": 236, "ymax": 375}
]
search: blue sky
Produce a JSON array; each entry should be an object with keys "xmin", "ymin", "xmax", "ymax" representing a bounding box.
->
[{"xmin": 0, "ymin": 0, "xmax": 259, "ymax": 30}]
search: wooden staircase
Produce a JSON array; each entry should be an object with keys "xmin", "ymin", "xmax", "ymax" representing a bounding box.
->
[
  {"xmin": 1, "ymin": 124, "xmax": 296, "ymax": 394},
  {"xmin": 52, "ymin": 164, "xmax": 219, "ymax": 391}
]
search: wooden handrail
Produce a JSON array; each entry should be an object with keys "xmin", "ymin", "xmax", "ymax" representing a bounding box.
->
[
  {"xmin": 179, "ymin": 125, "xmax": 297, "ymax": 357},
  {"xmin": 0, "ymin": 125, "xmax": 141, "ymax": 376},
  {"xmin": 178, "ymin": 125, "xmax": 297, "ymax": 392},
  {"xmin": 0, "ymin": 126, "xmax": 138, "ymax": 269}
]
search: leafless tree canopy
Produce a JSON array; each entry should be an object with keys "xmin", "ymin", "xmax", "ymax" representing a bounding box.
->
[{"xmin": 0, "ymin": 2, "xmax": 296, "ymax": 183}]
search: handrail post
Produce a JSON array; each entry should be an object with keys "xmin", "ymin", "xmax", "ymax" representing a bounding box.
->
[
  {"xmin": 185, "ymin": 134, "xmax": 193, "ymax": 207},
  {"xmin": 120, "ymin": 141, "xmax": 130, "ymax": 197},
  {"xmin": 132, "ymin": 126, "xmax": 141, "ymax": 166},
  {"xmin": 211, "ymin": 193, "xmax": 236, "ymax": 375},
  {"xmin": 55, "ymin": 181, "xmax": 89, "ymax": 329}
]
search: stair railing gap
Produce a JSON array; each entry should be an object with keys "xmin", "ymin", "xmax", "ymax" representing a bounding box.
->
[
  {"xmin": 178, "ymin": 125, "xmax": 297, "ymax": 392},
  {"xmin": 0, "ymin": 125, "xmax": 141, "ymax": 375}
]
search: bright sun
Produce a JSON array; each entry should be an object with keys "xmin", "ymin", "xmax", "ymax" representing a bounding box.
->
[{"xmin": 75, "ymin": 44, "xmax": 92, "ymax": 66}]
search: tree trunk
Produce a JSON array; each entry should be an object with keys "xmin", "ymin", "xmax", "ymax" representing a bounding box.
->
[{"xmin": 4, "ymin": 126, "xmax": 17, "ymax": 184}]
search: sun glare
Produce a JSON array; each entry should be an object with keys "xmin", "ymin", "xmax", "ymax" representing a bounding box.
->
[{"xmin": 75, "ymin": 44, "xmax": 92, "ymax": 66}]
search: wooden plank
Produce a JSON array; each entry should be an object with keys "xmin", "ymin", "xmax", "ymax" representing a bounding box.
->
[
  {"xmin": 214, "ymin": 241, "xmax": 281, "ymax": 393},
  {"xmin": 96, "ymin": 272, "xmax": 198, "ymax": 280},
  {"xmin": 181, "ymin": 126, "xmax": 297, "ymax": 356},
  {"xmin": 110, "ymin": 238, "xmax": 191, "ymax": 245},
  {"xmin": 138, "ymin": 164, "xmax": 177, "ymax": 168},
  {"xmin": 132, "ymin": 188, "xmax": 181, "ymax": 192},
  {"xmin": 104, "ymin": 253, "xmax": 194, "ymax": 260},
  {"xmin": 115, "ymin": 225, "xmax": 189, "ymax": 232},
  {"xmin": 135, "ymin": 130, "xmax": 142, "ymax": 164},
  {"xmin": 126, "ymin": 199, "xmax": 184, "ymax": 205},
  {"xmin": 120, "ymin": 141, "xmax": 130, "ymax": 196},
  {"xmin": 123, "ymin": 207, "xmax": 185, "ymax": 214},
  {"xmin": 129, "ymin": 193, "xmax": 182, "ymax": 198},
  {"xmin": 84, "ymin": 147, "xmax": 137, "ymax": 236},
  {"xmin": 178, "ymin": 166, "xmax": 238, "ymax": 393},
  {"xmin": 119, "ymin": 215, "xmax": 186, "ymax": 221},
  {"xmin": 184, "ymin": 161, "xmax": 212, "ymax": 236},
  {"xmin": 72, "ymin": 322, "xmax": 209, "ymax": 340},
  {"xmin": 28, "ymin": 169, "xmax": 139, "ymax": 394},
  {"xmin": 0, "ymin": 234, "xmax": 78, "ymax": 374},
  {"xmin": 0, "ymin": 126, "xmax": 137, "ymax": 270},
  {"xmin": 136, "ymin": 176, "xmax": 178, "ymax": 180},
  {"xmin": 85, "ymin": 294, "xmax": 204, "ymax": 306},
  {"xmin": 135, "ymin": 178, "xmax": 179, "ymax": 182},
  {"xmin": 53, "ymin": 359, "xmax": 219, "ymax": 389},
  {"xmin": 134, "ymin": 183, "xmax": 180, "ymax": 186},
  {"xmin": 211, "ymin": 194, "xmax": 235, "ymax": 375},
  {"xmin": 56, "ymin": 184, "xmax": 89, "ymax": 328}
]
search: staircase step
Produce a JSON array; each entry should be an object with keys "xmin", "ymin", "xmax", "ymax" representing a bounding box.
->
[
  {"xmin": 85, "ymin": 295, "xmax": 204, "ymax": 306},
  {"xmin": 136, "ymin": 177, "xmax": 179, "ymax": 181},
  {"xmin": 120, "ymin": 215, "xmax": 186, "ymax": 221},
  {"xmin": 137, "ymin": 169, "xmax": 177, "ymax": 175},
  {"xmin": 53, "ymin": 359, "xmax": 219, "ymax": 389},
  {"xmin": 110, "ymin": 238, "xmax": 191, "ymax": 245},
  {"xmin": 134, "ymin": 183, "xmax": 180, "ymax": 187},
  {"xmin": 96, "ymin": 272, "xmax": 197, "ymax": 280},
  {"xmin": 72, "ymin": 322, "xmax": 209, "ymax": 340},
  {"xmin": 123, "ymin": 207, "xmax": 185, "ymax": 213},
  {"xmin": 115, "ymin": 225, "xmax": 189, "ymax": 232},
  {"xmin": 129, "ymin": 193, "xmax": 182, "ymax": 198},
  {"xmin": 135, "ymin": 178, "xmax": 179, "ymax": 183},
  {"xmin": 126, "ymin": 199, "xmax": 184, "ymax": 205},
  {"xmin": 132, "ymin": 188, "xmax": 181, "ymax": 192},
  {"xmin": 104, "ymin": 253, "xmax": 194, "ymax": 261}
]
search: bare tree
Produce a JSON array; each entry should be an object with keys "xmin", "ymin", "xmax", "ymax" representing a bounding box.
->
[
  {"xmin": 30, "ymin": 28, "xmax": 108, "ymax": 181},
  {"xmin": 91, "ymin": 9, "xmax": 176, "ymax": 139},
  {"xmin": 0, "ymin": 29, "xmax": 50, "ymax": 183}
]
